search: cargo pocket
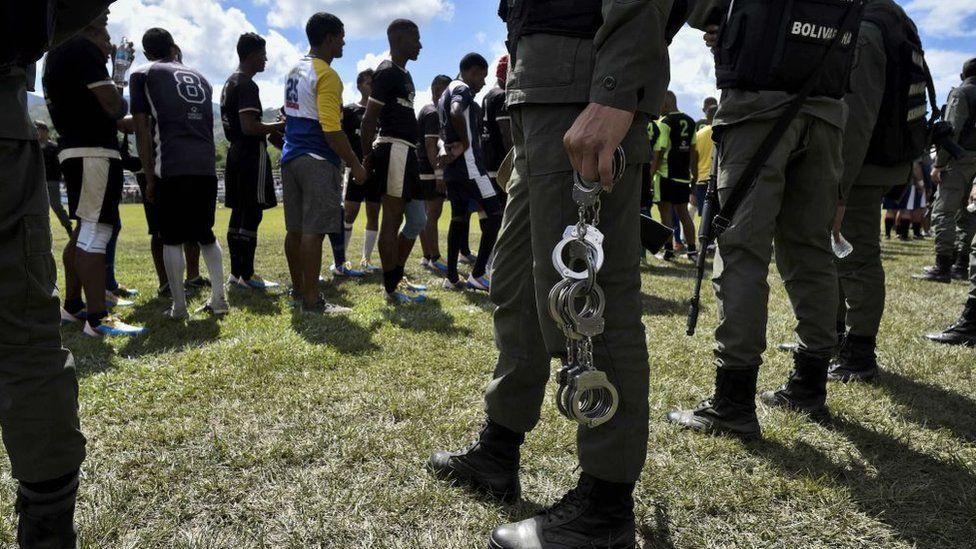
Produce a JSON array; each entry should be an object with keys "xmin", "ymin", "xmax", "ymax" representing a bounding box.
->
[
  {"xmin": 510, "ymin": 34, "xmax": 581, "ymax": 90},
  {"xmin": 0, "ymin": 220, "xmax": 33, "ymax": 346},
  {"xmin": 23, "ymin": 215, "xmax": 60, "ymax": 347}
]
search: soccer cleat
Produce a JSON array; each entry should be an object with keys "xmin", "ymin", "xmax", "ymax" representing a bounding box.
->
[
  {"xmin": 657, "ymin": 250, "xmax": 675, "ymax": 262},
  {"xmin": 83, "ymin": 317, "xmax": 146, "ymax": 337},
  {"xmin": 242, "ymin": 275, "xmax": 281, "ymax": 289},
  {"xmin": 442, "ymin": 278, "xmax": 466, "ymax": 291},
  {"xmin": 185, "ymin": 276, "xmax": 212, "ymax": 292},
  {"xmin": 459, "ymin": 252, "xmax": 477, "ymax": 266},
  {"xmin": 157, "ymin": 282, "xmax": 171, "ymax": 297},
  {"xmin": 60, "ymin": 308, "xmax": 87, "ymax": 325},
  {"xmin": 110, "ymin": 286, "xmax": 138, "ymax": 298},
  {"xmin": 424, "ymin": 259, "xmax": 449, "ymax": 274},
  {"xmin": 302, "ymin": 297, "xmax": 352, "ymax": 315},
  {"xmin": 162, "ymin": 307, "xmax": 190, "ymax": 320},
  {"xmin": 400, "ymin": 278, "xmax": 427, "ymax": 293},
  {"xmin": 227, "ymin": 275, "xmax": 242, "ymax": 287},
  {"xmin": 467, "ymin": 274, "xmax": 490, "ymax": 292},
  {"xmin": 105, "ymin": 293, "xmax": 133, "ymax": 308},
  {"xmin": 331, "ymin": 262, "xmax": 366, "ymax": 278},
  {"xmin": 360, "ymin": 258, "xmax": 381, "ymax": 273},
  {"xmin": 386, "ymin": 291, "xmax": 428, "ymax": 304},
  {"xmin": 195, "ymin": 300, "xmax": 230, "ymax": 316}
]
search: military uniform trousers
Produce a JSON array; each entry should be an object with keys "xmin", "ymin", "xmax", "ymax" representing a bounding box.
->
[
  {"xmin": 713, "ymin": 113, "xmax": 843, "ymax": 369},
  {"xmin": 931, "ymin": 151, "xmax": 976, "ymax": 259},
  {"xmin": 0, "ymin": 139, "xmax": 86, "ymax": 482},
  {"xmin": 484, "ymin": 104, "xmax": 650, "ymax": 484}
]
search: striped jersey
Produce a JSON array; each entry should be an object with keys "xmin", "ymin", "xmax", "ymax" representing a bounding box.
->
[
  {"xmin": 438, "ymin": 79, "xmax": 489, "ymax": 186},
  {"xmin": 281, "ymin": 56, "xmax": 342, "ymax": 167}
]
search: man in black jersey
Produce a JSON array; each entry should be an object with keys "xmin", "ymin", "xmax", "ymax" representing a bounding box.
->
[
  {"xmin": 360, "ymin": 19, "xmax": 428, "ymax": 304},
  {"xmin": 439, "ymin": 53, "xmax": 501, "ymax": 292},
  {"xmin": 481, "ymin": 54, "xmax": 512, "ymax": 202},
  {"xmin": 36, "ymin": 121, "xmax": 73, "ymax": 236},
  {"xmin": 43, "ymin": 11, "xmax": 146, "ymax": 337},
  {"xmin": 222, "ymin": 32, "xmax": 284, "ymax": 291},
  {"xmin": 342, "ymin": 69, "xmax": 381, "ymax": 273},
  {"xmin": 418, "ymin": 74, "xmax": 453, "ymax": 273},
  {"xmin": 651, "ymin": 91, "xmax": 698, "ymax": 261}
]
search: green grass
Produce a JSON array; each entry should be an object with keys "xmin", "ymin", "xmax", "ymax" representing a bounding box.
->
[{"xmin": 1, "ymin": 204, "xmax": 974, "ymax": 548}]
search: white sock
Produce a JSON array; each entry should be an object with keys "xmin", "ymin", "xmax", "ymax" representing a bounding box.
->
[
  {"xmin": 163, "ymin": 244, "xmax": 187, "ymax": 314},
  {"xmin": 345, "ymin": 222, "xmax": 354, "ymax": 255},
  {"xmin": 200, "ymin": 241, "xmax": 226, "ymax": 305},
  {"xmin": 363, "ymin": 229, "xmax": 378, "ymax": 261}
]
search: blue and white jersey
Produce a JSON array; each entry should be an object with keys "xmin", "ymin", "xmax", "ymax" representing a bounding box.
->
[
  {"xmin": 438, "ymin": 79, "xmax": 492, "ymax": 194},
  {"xmin": 281, "ymin": 56, "xmax": 343, "ymax": 167}
]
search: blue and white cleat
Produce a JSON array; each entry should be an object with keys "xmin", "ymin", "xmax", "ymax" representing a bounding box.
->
[
  {"xmin": 400, "ymin": 278, "xmax": 427, "ymax": 293},
  {"xmin": 459, "ymin": 253, "xmax": 477, "ymax": 266},
  {"xmin": 60, "ymin": 308, "xmax": 87, "ymax": 326},
  {"xmin": 424, "ymin": 259, "xmax": 449, "ymax": 274},
  {"xmin": 386, "ymin": 291, "xmax": 428, "ymax": 304},
  {"xmin": 360, "ymin": 259, "xmax": 381, "ymax": 273},
  {"xmin": 242, "ymin": 275, "xmax": 280, "ymax": 290},
  {"xmin": 331, "ymin": 262, "xmax": 366, "ymax": 278},
  {"xmin": 467, "ymin": 274, "xmax": 490, "ymax": 292},
  {"xmin": 83, "ymin": 317, "xmax": 146, "ymax": 337},
  {"xmin": 442, "ymin": 278, "xmax": 465, "ymax": 291},
  {"xmin": 105, "ymin": 293, "xmax": 134, "ymax": 308}
]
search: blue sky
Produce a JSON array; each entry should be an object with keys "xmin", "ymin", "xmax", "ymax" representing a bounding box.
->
[{"xmin": 37, "ymin": 0, "xmax": 976, "ymax": 114}]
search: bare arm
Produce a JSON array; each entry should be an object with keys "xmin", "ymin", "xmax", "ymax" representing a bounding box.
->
[
  {"xmin": 240, "ymin": 112, "xmax": 286, "ymax": 137},
  {"xmin": 450, "ymin": 101, "xmax": 469, "ymax": 150},
  {"xmin": 325, "ymin": 131, "xmax": 366, "ymax": 183},
  {"xmin": 133, "ymin": 112, "xmax": 156, "ymax": 199},
  {"xmin": 360, "ymin": 100, "xmax": 382, "ymax": 158},
  {"xmin": 690, "ymin": 147, "xmax": 700, "ymax": 183},
  {"xmin": 90, "ymin": 84, "xmax": 128, "ymax": 120}
]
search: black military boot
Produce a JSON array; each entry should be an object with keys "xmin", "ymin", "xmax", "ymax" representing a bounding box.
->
[
  {"xmin": 488, "ymin": 473, "xmax": 636, "ymax": 549},
  {"xmin": 925, "ymin": 299, "xmax": 976, "ymax": 347},
  {"xmin": 828, "ymin": 334, "xmax": 879, "ymax": 382},
  {"xmin": 760, "ymin": 352, "xmax": 830, "ymax": 421},
  {"xmin": 951, "ymin": 254, "xmax": 970, "ymax": 281},
  {"xmin": 427, "ymin": 419, "xmax": 522, "ymax": 503},
  {"xmin": 16, "ymin": 472, "xmax": 79, "ymax": 549},
  {"xmin": 666, "ymin": 368, "xmax": 761, "ymax": 438},
  {"xmin": 913, "ymin": 254, "xmax": 954, "ymax": 283}
]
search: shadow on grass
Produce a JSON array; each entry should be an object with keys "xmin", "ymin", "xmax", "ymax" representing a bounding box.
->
[
  {"xmin": 876, "ymin": 370, "xmax": 976, "ymax": 443},
  {"xmin": 226, "ymin": 287, "xmax": 285, "ymax": 316},
  {"xmin": 641, "ymin": 292, "xmax": 687, "ymax": 317},
  {"xmin": 642, "ymin": 263, "xmax": 699, "ymax": 280},
  {"xmin": 749, "ymin": 416, "xmax": 976, "ymax": 548},
  {"xmin": 381, "ymin": 296, "xmax": 474, "ymax": 337},
  {"xmin": 290, "ymin": 310, "xmax": 382, "ymax": 355},
  {"xmin": 638, "ymin": 501, "xmax": 677, "ymax": 549}
]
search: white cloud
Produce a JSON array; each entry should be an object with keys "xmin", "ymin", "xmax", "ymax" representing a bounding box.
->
[
  {"xmin": 905, "ymin": 1, "xmax": 976, "ymax": 37},
  {"xmin": 259, "ymin": 0, "xmax": 455, "ymax": 37},
  {"xmin": 105, "ymin": 0, "xmax": 304, "ymax": 109},
  {"xmin": 925, "ymin": 48, "xmax": 971, "ymax": 104},
  {"xmin": 665, "ymin": 26, "xmax": 719, "ymax": 115},
  {"xmin": 357, "ymin": 50, "xmax": 391, "ymax": 74},
  {"xmin": 475, "ymin": 32, "xmax": 487, "ymax": 44}
]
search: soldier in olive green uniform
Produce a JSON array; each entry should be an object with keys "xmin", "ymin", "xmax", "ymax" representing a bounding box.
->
[
  {"xmin": 925, "ymin": 59, "xmax": 976, "ymax": 347},
  {"xmin": 829, "ymin": 1, "xmax": 916, "ymax": 382},
  {"xmin": 427, "ymin": 1, "xmax": 673, "ymax": 546},
  {"xmin": 915, "ymin": 60, "xmax": 976, "ymax": 283},
  {"xmin": 668, "ymin": 0, "xmax": 860, "ymax": 437},
  {"xmin": 1, "ymin": 2, "xmax": 114, "ymax": 546}
]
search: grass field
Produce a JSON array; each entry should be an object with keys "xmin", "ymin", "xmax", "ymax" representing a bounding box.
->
[{"xmin": 1, "ymin": 203, "xmax": 974, "ymax": 548}]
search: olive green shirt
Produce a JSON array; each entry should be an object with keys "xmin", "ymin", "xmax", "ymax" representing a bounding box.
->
[
  {"xmin": 506, "ymin": 0, "xmax": 672, "ymax": 116},
  {"xmin": 937, "ymin": 78, "xmax": 976, "ymax": 167}
]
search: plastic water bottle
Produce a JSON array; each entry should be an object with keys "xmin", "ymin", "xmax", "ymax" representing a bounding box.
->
[
  {"xmin": 113, "ymin": 38, "xmax": 130, "ymax": 82},
  {"xmin": 831, "ymin": 233, "xmax": 853, "ymax": 259}
]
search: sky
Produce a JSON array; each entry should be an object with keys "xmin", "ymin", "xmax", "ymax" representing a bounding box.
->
[{"xmin": 34, "ymin": 0, "xmax": 976, "ymax": 116}]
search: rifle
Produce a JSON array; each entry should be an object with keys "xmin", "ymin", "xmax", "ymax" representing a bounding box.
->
[{"xmin": 685, "ymin": 0, "xmax": 863, "ymax": 336}]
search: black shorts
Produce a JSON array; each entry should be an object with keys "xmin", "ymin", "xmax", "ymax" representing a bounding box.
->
[
  {"xmin": 658, "ymin": 177, "xmax": 691, "ymax": 205},
  {"xmin": 61, "ymin": 156, "xmax": 123, "ymax": 225},
  {"xmin": 225, "ymin": 140, "xmax": 276, "ymax": 210},
  {"xmin": 345, "ymin": 165, "xmax": 383, "ymax": 204},
  {"xmin": 136, "ymin": 173, "xmax": 161, "ymax": 235},
  {"xmin": 157, "ymin": 175, "xmax": 218, "ymax": 246},
  {"xmin": 446, "ymin": 176, "xmax": 503, "ymax": 218},
  {"xmin": 420, "ymin": 173, "xmax": 446, "ymax": 200},
  {"xmin": 367, "ymin": 141, "xmax": 420, "ymax": 200}
]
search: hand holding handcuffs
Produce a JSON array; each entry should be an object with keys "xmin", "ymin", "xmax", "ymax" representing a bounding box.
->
[{"xmin": 547, "ymin": 147, "xmax": 626, "ymax": 428}]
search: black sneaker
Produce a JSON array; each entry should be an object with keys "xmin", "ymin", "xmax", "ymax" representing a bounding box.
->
[
  {"xmin": 925, "ymin": 301, "xmax": 976, "ymax": 347},
  {"xmin": 667, "ymin": 368, "xmax": 761, "ymax": 438},
  {"xmin": 16, "ymin": 475, "xmax": 79, "ymax": 549},
  {"xmin": 488, "ymin": 474, "xmax": 636, "ymax": 549},
  {"xmin": 157, "ymin": 282, "xmax": 171, "ymax": 297},
  {"xmin": 760, "ymin": 352, "xmax": 830, "ymax": 421},
  {"xmin": 184, "ymin": 276, "xmax": 212, "ymax": 291},
  {"xmin": 828, "ymin": 334, "xmax": 879, "ymax": 382},
  {"xmin": 427, "ymin": 420, "xmax": 522, "ymax": 504},
  {"xmin": 951, "ymin": 264, "xmax": 969, "ymax": 281}
]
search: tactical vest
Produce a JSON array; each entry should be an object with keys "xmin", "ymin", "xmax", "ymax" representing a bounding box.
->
[
  {"xmin": 862, "ymin": 2, "xmax": 932, "ymax": 165},
  {"xmin": 957, "ymin": 80, "xmax": 976, "ymax": 151},
  {"xmin": 715, "ymin": 0, "xmax": 863, "ymax": 99},
  {"xmin": 498, "ymin": 0, "xmax": 603, "ymax": 53},
  {"xmin": 0, "ymin": 1, "xmax": 53, "ymax": 73}
]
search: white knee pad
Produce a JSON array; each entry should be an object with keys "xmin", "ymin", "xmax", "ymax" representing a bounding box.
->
[
  {"xmin": 76, "ymin": 221, "xmax": 113, "ymax": 254},
  {"xmin": 401, "ymin": 201, "xmax": 428, "ymax": 240}
]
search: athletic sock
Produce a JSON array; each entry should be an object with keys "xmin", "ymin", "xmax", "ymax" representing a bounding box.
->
[
  {"xmin": 472, "ymin": 215, "xmax": 501, "ymax": 279},
  {"xmin": 896, "ymin": 220, "xmax": 911, "ymax": 239},
  {"xmin": 241, "ymin": 235, "xmax": 257, "ymax": 280},
  {"xmin": 163, "ymin": 244, "xmax": 188, "ymax": 313},
  {"xmin": 226, "ymin": 232, "xmax": 242, "ymax": 279},
  {"xmin": 344, "ymin": 222, "xmax": 354, "ymax": 255},
  {"xmin": 86, "ymin": 310, "xmax": 107, "ymax": 328},
  {"xmin": 447, "ymin": 218, "xmax": 465, "ymax": 283},
  {"xmin": 64, "ymin": 297, "xmax": 85, "ymax": 315},
  {"xmin": 329, "ymin": 232, "xmax": 346, "ymax": 267},
  {"xmin": 884, "ymin": 218, "xmax": 895, "ymax": 238},
  {"xmin": 912, "ymin": 222, "xmax": 923, "ymax": 237},
  {"xmin": 200, "ymin": 242, "xmax": 226, "ymax": 306},
  {"xmin": 383, "ymin": 266, "xmax": 404, "ymax": 294},
  {"xmin": 363, "ymin": 229, "xmax": 378, "ymax": 262},
  {"xmin": 459, "ymin": 216, "xmax": 472, "ymax": 258}
]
